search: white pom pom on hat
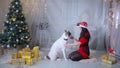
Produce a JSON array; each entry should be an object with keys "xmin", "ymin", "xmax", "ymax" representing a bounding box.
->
[{"xmin": 77, "ymin": 21, "xmax": 88, "ymax": 28}]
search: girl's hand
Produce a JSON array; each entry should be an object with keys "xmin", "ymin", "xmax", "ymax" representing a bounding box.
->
[{"xmin": 65, "ymin": 43, "xmax": 70, "ymax": 47}]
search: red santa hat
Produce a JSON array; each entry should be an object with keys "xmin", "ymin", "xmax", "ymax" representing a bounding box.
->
[{"xmin": 77, "ymin": 21, "xmax": 88, "ymax": 28}]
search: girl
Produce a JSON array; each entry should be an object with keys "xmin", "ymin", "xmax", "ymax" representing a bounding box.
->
[{"xmin": 66, "ymin": 22, "xmax": 91, "ymax": 61}]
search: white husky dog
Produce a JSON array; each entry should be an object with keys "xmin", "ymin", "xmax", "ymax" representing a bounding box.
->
[{"xmin": 45, "ymin": 30, "xmax": 71, "ymax": 60}]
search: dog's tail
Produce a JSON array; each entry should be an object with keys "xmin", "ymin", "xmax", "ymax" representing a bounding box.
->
[{"xmin": 44, "ymin": 55, "xmax": 50, "ymax": 60}]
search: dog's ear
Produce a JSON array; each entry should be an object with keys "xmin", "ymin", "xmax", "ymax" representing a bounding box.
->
[
  {"xmin": 64, "ymin": 30, "xmax": 67, "ymax": 32},
  {"xmin": 68, "ymin": 31, "xmax": 71, "ymax": 36}
]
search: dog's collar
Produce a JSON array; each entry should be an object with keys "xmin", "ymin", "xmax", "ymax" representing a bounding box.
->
[{"xmin": 64, "ymin": 39, "xmax": 68, "ymax": 41}]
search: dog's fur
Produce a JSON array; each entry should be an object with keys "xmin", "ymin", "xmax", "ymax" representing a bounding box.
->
[{"xmin": 45, "ymin": 30, "xmax": 71, "ymax": 60}]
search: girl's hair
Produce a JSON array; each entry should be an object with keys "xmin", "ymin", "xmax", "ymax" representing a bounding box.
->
[{"xmin": 79, "ymin": 27, "xmax": 90, "ymax": 39}]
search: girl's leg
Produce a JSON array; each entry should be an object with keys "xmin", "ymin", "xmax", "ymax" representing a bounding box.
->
[{"xmin": 68, "ymin": 51, "xmax": 83, "ymax": 61}]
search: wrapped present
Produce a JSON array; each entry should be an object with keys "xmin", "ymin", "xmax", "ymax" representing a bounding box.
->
[
  {"xmin": 23, "ymin": 47, "xmax": 30, "ymax": 52},
  {"xmin": 32, "ymin": 46, "xmax": 39, "ymax": 58},
  {"xmin": 18, "ymin": 58, "xmax": 25, "ymax": 65},
  {"xmin": 18, "ymin": 50, "xmax": 23, "ymax": 58},
  {"xmin": 9, "ymin": 45, "xmax": 40, "ymax": 66},
  {"xmin": 102, "ymin": 59, "xmax": 117, "ymax": 64},
  {"xmin": 102, "ymin": 54, "xmax": 108, "ymax": 60},
  {"xmin": 10, "ymin": 59, "xmax": 17, "ymax": 65},
  {"xmin": 25, "ymin": 52, "xmax": 31, "ymax": 56},
  {"xmin": 26, "ymin": 58, "xmax": 33, "ymax": 66},
  {"xmin": 22, "ymin": 55, "xmax": 31, "ymax": 61},
  {"xmin": 11, "ymin": 53, "xmax": 17, "ymax": 59},
  {"xmin": 108, "ymin": 54, "xmax": 117, "ymax": 62},
  {"xmin": 102, "ymin": 54, "xmax": 117, "ymax": 64}
]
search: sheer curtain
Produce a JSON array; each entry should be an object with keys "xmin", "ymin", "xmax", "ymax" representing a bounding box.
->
[
  {"xmin": 47, "ymin": 0, "xmax": 108, "ymax": 50},
  {"xmin": 0, "ymin": 0, "xmax": 108, "ymax": 50},
  {"xmin": 16, "ymin": 0, "xmax": 106, "ymax": 50},
  {"xmin": 110, "ymin": 1, "xmax": 120, "ymax": 55}
]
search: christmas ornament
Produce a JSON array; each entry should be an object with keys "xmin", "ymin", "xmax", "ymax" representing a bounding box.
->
[
  {"xmin": 2, "ymin": 29, "xmax": 4, "ymax": 33},
  {"xmin": 19, "ymin": 30, "xmax": 22, "ymax": 32},
  {"xmin": 11, "ymin": 18, "xmax": 16, "ymax": 21},
  {"xmin": 6, "ymin": 21, "xmax": 9, "ymax": 23},
  {"xmin": 27, "ymin": 38, "xmax": 30, "ymax": 41},
  {"xmin": 21, "ymin": 37, "xmax": 23, "ymax": 40},
  {"xmin": 7, "ymin": 44, "xmax": 10, "ymax": 48},
  {"xmin": 16, "ymin": 10, "xmax": 19, "ymax": 12},
  {"xmin": 16, "ymin": 39, "xmax": 19, "ymax": 42},
  {"xmin": 12, "ymin": 6, "xmax": 15, "ymax": 8},
  {"xmin": 16, "ymin": 25, "xmax": 18, "ymax": 27},
  {"xmin": 15, "ymin": 2, "xmax": 18, "ymax": 5},
  {"xmin": 10, "ymin": 28, "xmax": 13, "ymax": 30},
  {"xmin": 25, "ymin": 36, "xmax": 28, "ymax": 38},
  {"xmin": 21, "ymin": 21, "xmax": 23, "ymax": 23},
  {"xmin": 22, "ymin": 28, "xmax": 25, "ymax": 30},
  {"xmin": 14, "ymin": 44, "xmax": 16, "ymax": 47},
  {"xmin": 9, "ymin": 22, "xmax": 11, "ymax": 24}
]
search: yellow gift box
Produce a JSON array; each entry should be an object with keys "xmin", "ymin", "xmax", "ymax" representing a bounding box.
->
[
  {"xmin": 18, "ymin": 50, "xmax": 23, "ymax": 58},
  {"xmin": 9, "ymin": 46, "xmax": 40, "ymax": 66},
  {"xmin": 32, "ymin": 46, "xmax": 39, "ymax": 58},
  {"xmin": 26, "ymin": 58, "xmax": 33, "ymax": 65},
  {"xmin": 102, "ymin": 54, "xmax": 108, "ymax": 60},
  {"xmin": 11, "ymin": 53, "xmax": 17, "ymax": 59}
]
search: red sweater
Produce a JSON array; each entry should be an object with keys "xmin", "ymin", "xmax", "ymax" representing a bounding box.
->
[{"xmin": 77, "ymin": 32, "xmax": 90, "ymax": 59}]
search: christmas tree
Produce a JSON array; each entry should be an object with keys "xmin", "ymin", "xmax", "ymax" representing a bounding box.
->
[{"xmin": 0, "ymin": 0, "xmax": 31, "ymax": 48}]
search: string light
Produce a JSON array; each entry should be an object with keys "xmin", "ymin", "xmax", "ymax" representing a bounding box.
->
[
  {"xmin": 16, "ymin": 25, "xmax": 18, "ymax": 27},
  {"xmin": 16, "ymin": 10, "xmax": 19, "ymax": 12},
  {"xmin": 6, "ymin": 21, "xmax": 9, "ymax": 23},
  {"xmin": 22, "ymin": 28, "xmax": 25, "ymax": 30},
  {"xmin": 25, "ymin": 36, "xmax": 28, "ymax": 38},
  {"xmin": 16, "ymin": 39, "xmax": 19, "ymax": 42},
  {"xmin": 14, "ymin": 44, "xmax": 16, "ymax": 47},
  {"xmin": 19, "ymin": 30, "xmax": 22, "ymax": 32},
  {"xmin": 21, "ymin": 21, "xmax": 23, "ymax": 23},
  {"xmin": 12, "ymin": 6, "xmax": 15, "ymax": 8},
  {"xmin": 21, "ymin": 37, "xmax": 23, "ymax": 40},
  {"xmin": 15, "ymin": 2, "xmax": 18, "ymax": 5},
  {"xmin": 10, "ymin": 28, "xmax": 13, "ymax": 30},
  {"xmin": 12, "ymin": 33, "xmax": 14, "ymax": 36},
  {"xmin": 7, "ymin": 44, "xmax": 10, "ymax": 48}
]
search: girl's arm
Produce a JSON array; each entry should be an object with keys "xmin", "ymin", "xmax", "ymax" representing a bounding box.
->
[{"xmin": 66, "ymin": 41, "xmax": 81, "ymax": 47}]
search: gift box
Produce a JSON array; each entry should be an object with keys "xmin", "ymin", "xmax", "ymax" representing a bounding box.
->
[
  {"xmin": 102, "ymin": 54, "xmax": 108, "ymax": 60},
  {"xmin": 18, "ymin": 50, "xmax": 23, "ymax": 58},
  {"xmin": 11, "ymin": 52, "xmax": 17, "ymax": 59},
  {"xmin": 26, "ymin": 58, "xmax": 33, "ymax": 66},
  {"xmin": 9, "ymin": 46, "xmax": 40, "ymax": 66},
  {"xmin": 101, "ymin": 54, "xmax": 117, "ymax": 64}
]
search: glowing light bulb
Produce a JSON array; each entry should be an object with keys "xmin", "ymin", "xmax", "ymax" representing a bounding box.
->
[
  {"xmin": 16, "ymin": 2, "xmax": 18, "ymax": 4},
  {"xmin": 7, "ymin": 44, "xmax": 10, "ymax": 48},
  {"xmin": 10, "ymin": 28, "xmax": 13, "ymax": 30}
]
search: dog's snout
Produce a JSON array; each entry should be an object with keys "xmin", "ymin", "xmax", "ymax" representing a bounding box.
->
[{"xmin": 64, "ymin": 38, "xmax": 68, "ymax": 41}]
